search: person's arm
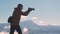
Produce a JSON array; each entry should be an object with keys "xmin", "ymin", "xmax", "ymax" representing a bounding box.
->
[
  {"xmin": 21, "ymin": 8, "xmax": 33, "ymax": 16},
  {"xmin": 21, "ymin": 10, "xmax": 30, "ymax": 16}
]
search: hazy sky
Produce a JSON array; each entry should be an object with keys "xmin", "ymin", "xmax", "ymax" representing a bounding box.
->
[{"xmin": 0, "ymin": 0, "xmax": 60, "ymax": 26}]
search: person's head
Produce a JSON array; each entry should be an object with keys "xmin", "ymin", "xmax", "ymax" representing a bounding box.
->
[{"xmin": 17, "ymin": 4, "xmax": 23, "ymax": 10}]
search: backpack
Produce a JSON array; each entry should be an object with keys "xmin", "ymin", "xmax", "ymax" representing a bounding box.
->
[{"xmin": 8, "ymin": 16, "xmax": 13, "ymax": 23}]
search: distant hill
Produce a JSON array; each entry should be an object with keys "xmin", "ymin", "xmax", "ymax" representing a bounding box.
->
[
  {"xmin": 20, "ymin": 20, "xmax": 60, "ymax": 32},
  {"xmin": 20, "ymin": 20, "xmax": 41, "ymax": 30}
]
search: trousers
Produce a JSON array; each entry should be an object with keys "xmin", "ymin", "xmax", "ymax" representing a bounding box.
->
[{"xmin": 10, "ymin": 25, "xmax": 22, "ymax": 34}]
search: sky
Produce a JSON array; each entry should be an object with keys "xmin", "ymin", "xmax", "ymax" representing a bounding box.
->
[{"xmin": 0, "ymin": 0, "xmax": 60, "ymax": 26}]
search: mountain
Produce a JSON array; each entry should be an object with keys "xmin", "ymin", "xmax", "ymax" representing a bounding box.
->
[
  {"xmin": 20, "ymin": 20, "xmax": 60, "ymax": 32},
  {"xmin": 20, "ymin": 20, "xmax": 40, "ymax": 30}
]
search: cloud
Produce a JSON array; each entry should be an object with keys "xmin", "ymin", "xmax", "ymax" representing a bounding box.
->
[
  {"xmin": 0, "ymin": 31, "xmax": 9, "ymax": 34},
  {"xmin": 32, "ymin": 17, "xmax": 38, "ymax": 20},
  {"xmin": 0, "ymin": 31, "xmax": 20, "ymax": 34},
  {"xmin": 39, "ymin": 21, "xmax": 43, "ymax": 23},
  {"xmin": 21, "ymin": 15, "xmax": 28, "ymax": 21},
  {"xmin": 32, "ymin": 17, "xmax": 39, "ymax": 23},
  {"xmin": 22, "ymin": 27, "xmax": 28, "ymax": 32},
  {"xmin": 22, "ymin": 27, "xmax": 28, "ymax": 34},
  {"xmin": 3, "ymin": 25, "xmax": 10, "ymax": 29},
  {"xmin": 49, "ymin": 23, "xmax": 60, "ymax": 26},
  {"xmin": 31, "ymin": 17, "xmax": 48, "ymax": 26},
  {"xmin": 31, "ymin": 17, "xmax": 60, "ymax": 26}
]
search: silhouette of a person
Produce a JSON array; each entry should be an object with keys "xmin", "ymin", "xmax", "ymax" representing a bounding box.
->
[{"xmin": 10, "ymin": 4, "xmax": 34, "ymax": 34}]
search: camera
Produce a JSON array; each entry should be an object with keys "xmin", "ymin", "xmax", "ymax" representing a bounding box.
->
[
  {"xmin": 31, "ymin": 8, "xmax": 34, "ymax": 10},
  {"xmin": 29, "ymin": 8, "xmax": 35, "ymax": 10}
]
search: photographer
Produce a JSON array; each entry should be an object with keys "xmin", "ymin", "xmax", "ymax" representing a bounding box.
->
[{"xmin": 10, "ymin": 4, "xmax": 34, "ymax": 34}]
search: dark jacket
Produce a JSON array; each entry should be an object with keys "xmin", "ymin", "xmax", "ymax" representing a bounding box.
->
[{"xmin": 11, "ymin": 8, "xmax": 31, "ymax": 26}]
